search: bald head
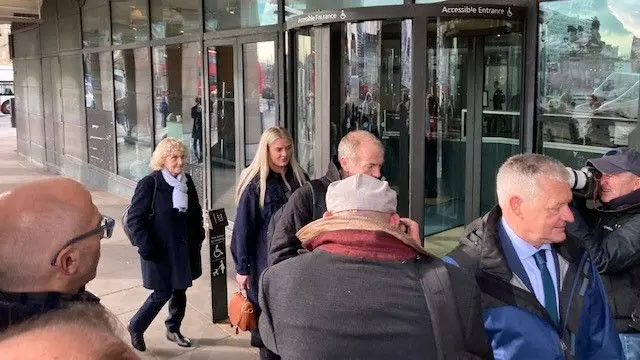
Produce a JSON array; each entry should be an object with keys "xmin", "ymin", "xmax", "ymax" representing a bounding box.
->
[
  {"xmin": 0, "ymin": 304, "xmax": 139, "ymax": 360},
  {"xmin": 0, "ymin": 178, "xmax": 101, "ymax": 292}
]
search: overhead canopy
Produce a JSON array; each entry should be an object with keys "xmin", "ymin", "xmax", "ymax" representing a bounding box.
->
[{"xmin": 0, "ymin": 0, "xmax": 41, "ymax": 24}]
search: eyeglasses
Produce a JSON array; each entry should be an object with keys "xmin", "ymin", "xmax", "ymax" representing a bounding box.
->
[{"xmin": 50, "ymin": 215, "xmax": 115, "ymax": 266}]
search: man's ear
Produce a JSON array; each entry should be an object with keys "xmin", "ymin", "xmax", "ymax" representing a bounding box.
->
[
  {"xmin": 509, "ymin": 195, "xmax": 524, "ymax": 217},
  {"xmin": 56, "ymin": 246, "xmax": 80, "ymax": 276},
  {"xmin": 322, "ymin": 211, "xmax": 333, "ymax": 219},
  {"xmin": 338, "ymin": 157, "xmax": 349, "ymax": 174},
  {"xmin": 389, "ymin": 213, "xmax": 401, "ymax": 227}
]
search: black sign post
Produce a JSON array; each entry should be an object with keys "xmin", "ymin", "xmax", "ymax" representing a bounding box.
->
[{"xmin": 208, "ymin": 208, "xmax": 228, "ymax": 323}]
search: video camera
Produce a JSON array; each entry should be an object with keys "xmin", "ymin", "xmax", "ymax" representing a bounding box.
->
[{"xmin": 566, "ymin": 166, "xmax": 600, "ymax": 199}]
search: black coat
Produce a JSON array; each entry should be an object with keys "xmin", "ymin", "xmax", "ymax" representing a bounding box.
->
[
  {"xmin": 231, "ymin": 167, "xmax": 302, "ymax": 306},
  {"xmin": 268, "ymin": 160, "xmax": 341, "ymax": 266},
  {"xmin": 567, "ymin": 190, "xmax": 640, "ymax": 332},
  {"xmin": 127, "ymin": 171, "xmax": 205, "ymax": 291}
]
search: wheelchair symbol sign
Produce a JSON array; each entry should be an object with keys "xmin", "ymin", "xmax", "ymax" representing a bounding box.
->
[{"xmin": 212, "ymin": 244, "xmax": 224, "ymax": 259}]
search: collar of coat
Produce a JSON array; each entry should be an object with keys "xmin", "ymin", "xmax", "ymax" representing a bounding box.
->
[
  {"xmin": 297, "ymin": 215, "xmax": 427, "ymax": 261},
  {"xmin": 0, "ymin": 289, "xmax": 100, "ymax": 308},
  {"xmin": 460, "ymin": 206, "xmax": 585, "ymax": 284}
]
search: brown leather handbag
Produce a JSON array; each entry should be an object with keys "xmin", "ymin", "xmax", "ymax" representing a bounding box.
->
[{"xmin": 228, "ymin": 291, "xmax": 257, "ymax": 334}]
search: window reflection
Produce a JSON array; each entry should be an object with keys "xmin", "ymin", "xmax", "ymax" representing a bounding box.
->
[
  {"xmin": 205, "ymin": 0, "xmax": 278, "ymax": 31},
  {"xmin": 243, "ymin": 41, "xmax": 277, "ymax": 165},
  {"xmin": 208, "ymin": 46, "xmax": 237, "ymax": 220},
  {"xmin": 114, "ymin": 48, "xmax": 153, "ymax": 181},
  {"xmin": 151, "ymin": 0, "xmax": 201, "ymax": 39},
  {"xmin": 82, "ymin": 3, "xmax": 109, "ymax": 48},
  {"xmin": 295, "ymin": 29, "xmax": 316, "ymax": 176},
  {"xmin": 85, "ymin": 52, "xmax": 115, "ymax": 172},
  {"xmin": 337, "ymin": 20, "xmax": 411, "ymax": 214},
  {"xmin": 538, "ymin": 0, "xmax": 640, "ymax": 168},
  {"xmin": 152, "ymin": 43, "xmax": 204, "ymax": 200},
  {"xmin": 112, "ymin": 0, "xmax": 149, "ymax": 45}
]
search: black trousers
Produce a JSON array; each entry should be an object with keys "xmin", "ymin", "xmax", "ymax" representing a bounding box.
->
[{"xmin": 129, "ymin": 289, "xmax": 186, "ymax": 334}]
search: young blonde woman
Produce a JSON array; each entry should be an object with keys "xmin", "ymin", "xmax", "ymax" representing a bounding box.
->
[
  {"xmin": 126, "ymin": 137, "xmax": 204, "ymax": 352},
  {"xmin": 231, "ymin": 126, "xmax": 307, "ymax": 359}
]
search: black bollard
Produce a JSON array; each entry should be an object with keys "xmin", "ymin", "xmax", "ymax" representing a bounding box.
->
[{"xmin": 208, "ymin": 208, "xmax": 228, "ymax": 323}]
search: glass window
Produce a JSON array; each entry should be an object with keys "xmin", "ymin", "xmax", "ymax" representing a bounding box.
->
[
  {"xmin": 208, "ymin": 45, "xmax": 237, "ymax": 220},
  {"xmin": 112, "ymin": 0, "xmax": 149, "ymax": 45},
  {"xmin": 151, "ymin": 0, "xmax": 201, "ymax": 39},
  {"xmin": 152, "ymin": 42, "xmax": 205, "ymax": 200},
  {"xmin": 205, "ymin": 0, "xmax": 278, "ymax": 31},
  {"xmin": 85, "ymin": 52, "xmax": 115, "ymax": 172},
  {"xmin": 538, "ymin": 0, "xmax": 640, "ymax": 168},
  {"xmin": 243, "ymin": 41, "xmax": 278, "ymax": 165},
  {"xmin": 113, "ymin": 48, "xmax": 153, "ymax": 181},
  {"xmin": 285, "ymin": 0, "xmax": 402, "ymax": 18},
  {"xmin": 82, "ymin": 3, "xmax": 109, "ymax": 48}
]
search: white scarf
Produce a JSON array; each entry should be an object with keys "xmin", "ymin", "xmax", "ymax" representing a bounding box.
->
[{"xmin": 161, "ymin": 168, "xmax": 188, "ymax": 212}]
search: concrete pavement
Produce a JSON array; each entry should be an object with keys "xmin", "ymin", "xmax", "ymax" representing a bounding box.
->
[{"xmin": 0, "ymin": 115, "xmax": 258, "ymax": 359}]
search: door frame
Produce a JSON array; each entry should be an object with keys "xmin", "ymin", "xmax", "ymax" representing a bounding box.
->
[
  {"xmin": 203, "ymin": 33, "xmax": 280, "ymax": 210},
  {"xmin": 286, "ymin": 4, "xmax": 530, "ymax": 240}
]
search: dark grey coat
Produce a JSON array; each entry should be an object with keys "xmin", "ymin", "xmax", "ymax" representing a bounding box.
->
[
  {"xmin": 127, "ymin": 171, "xmax": 205, "ymax": 290},
  {"xmin": 259, "ymin": 250, "xmax": 492, "ymax": 360}
]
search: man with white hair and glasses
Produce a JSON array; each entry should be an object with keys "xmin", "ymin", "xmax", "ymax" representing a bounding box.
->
[
  {"xmin": 0, "ymin": 178, "xmax": 112, "ymax": 331},
  {"xmin": 445, "ymin": 154, "xmax": 622, "ymax": 359}
]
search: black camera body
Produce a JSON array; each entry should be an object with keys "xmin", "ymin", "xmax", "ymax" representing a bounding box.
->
[{"xmin": 566, "ymin": 166, "xmax": 599, "ymax": 199}]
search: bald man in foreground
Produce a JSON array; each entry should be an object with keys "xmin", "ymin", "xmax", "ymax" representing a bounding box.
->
[
  {"xmin": 0, "ymin": 177, "xmax": 113, "ymax": 331},
  {"xmin": 0, "ymin": 303, "xmax": 139, "ymax": 359}
]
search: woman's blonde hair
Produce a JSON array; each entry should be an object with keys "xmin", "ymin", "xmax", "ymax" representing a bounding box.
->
[
  {"xmin": 235, "ymin": 126, "xmax": 306, "ymax": 208},
  {"xmin": 150, "ymin": 137, "xmax": 187, "ymax": 171}
]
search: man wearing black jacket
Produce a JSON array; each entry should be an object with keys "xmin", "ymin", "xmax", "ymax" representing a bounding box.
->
[
  {"xmin": 268, "ymin": 130, "xmax": 384, "ymax": 266},
  {"xmin": 566, "ymin": 148, "xmax": 640, "ymax": 359}
]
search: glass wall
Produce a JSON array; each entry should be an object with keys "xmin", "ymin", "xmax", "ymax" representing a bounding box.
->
[
  {"xmin": 208, "ymin": 45, "xmax": 237, "ymax": 220},
  {"xmin": 538, "ymin": 0, "xmax": 640, "ymax": 168},
  {"xmin": 285, "ymin": 0, "xmax": 403, "ymax": 17},
  {"xmin": 205, "ymin": 0, "xmax": 278, "ymax": 30},
  {"xmin": 85, "ymin": 52, "xmax": 115, "ymax": 172},
  {"xmin": 243, "ymin": 41, "xmax": 277, "ymax": 165},
  {"xmin": 151, "ymin": 0, "xmax": 201, "ymax": 39},
  {"xmin": 82, "ymin": 1, "xmax": 110, "ymax": 48},
  {"xmin": 114, "ymin": 48, "xmax": 153, "ymax": 181},
  {"xmin": 152, "ymin": 42, "xmax": 204, "ymax": 200},
  {"xmin": 112, "ymin": 0, "xmax": 149, "ymax": 45}
]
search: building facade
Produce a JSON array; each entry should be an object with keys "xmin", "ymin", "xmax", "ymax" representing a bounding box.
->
[{"xmin": 10, "ymin": 0, "xmax": 640, "ymax": 239}]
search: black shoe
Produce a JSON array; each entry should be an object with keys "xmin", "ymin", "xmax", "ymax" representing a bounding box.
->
[
  {"xmin": 127, "ymin": 324, "xmax": 146, "ymax": 352},
  {"xmin": 166, "ymin": 330, "xmax": 192, "ymax": 347}
]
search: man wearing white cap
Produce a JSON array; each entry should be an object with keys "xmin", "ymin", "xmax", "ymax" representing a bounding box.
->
[{"xmin": 258, "ymin": 174, "xmax": 491, "ymax": 360}]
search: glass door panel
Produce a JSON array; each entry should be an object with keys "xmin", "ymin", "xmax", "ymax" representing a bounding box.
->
[
  {"xmin": 208, "ymin": 45, "xmax": 237, "ymax": 220},
  {"xmin": 243, "ymin": 40, "xmax": 277, "ymax": 165},
  {"xmin": 294, "ymin": 28, "xmax": 317, "ymax": 176},
  {"xmin": 424, "ymin": 20, "xmax": 468, "ymax": 240},
  {"xmin": 480, "ymin": 29, "xmax": 523, "ymax": 214},
  {"xmin": 330, "ymin": 20, "xmax": 412, "ymax": 215},
  {"xmin": 424, "ymin": 18, "xmax": 524, "ymax": 254}
]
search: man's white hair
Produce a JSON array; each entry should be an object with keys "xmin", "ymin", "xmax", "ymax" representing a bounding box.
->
[{"xmin": 496, "ymin": 154, "xmax": 569, "ymax": 205}]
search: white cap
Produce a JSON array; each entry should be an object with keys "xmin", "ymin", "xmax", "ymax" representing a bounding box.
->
[{"xmin": 325, "ymin": 174, "xmax": 397, "ymax": 214}]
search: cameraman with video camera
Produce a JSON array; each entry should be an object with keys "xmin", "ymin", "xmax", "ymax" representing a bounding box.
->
[{"xmin": 566, "ymin": 148, "xmax": 640, "ymax": 359}]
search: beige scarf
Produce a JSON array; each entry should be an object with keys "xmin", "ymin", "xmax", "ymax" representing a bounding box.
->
[{"xmin": 296, "ymin": 214, "xmax": 429, "ymax": 257}]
